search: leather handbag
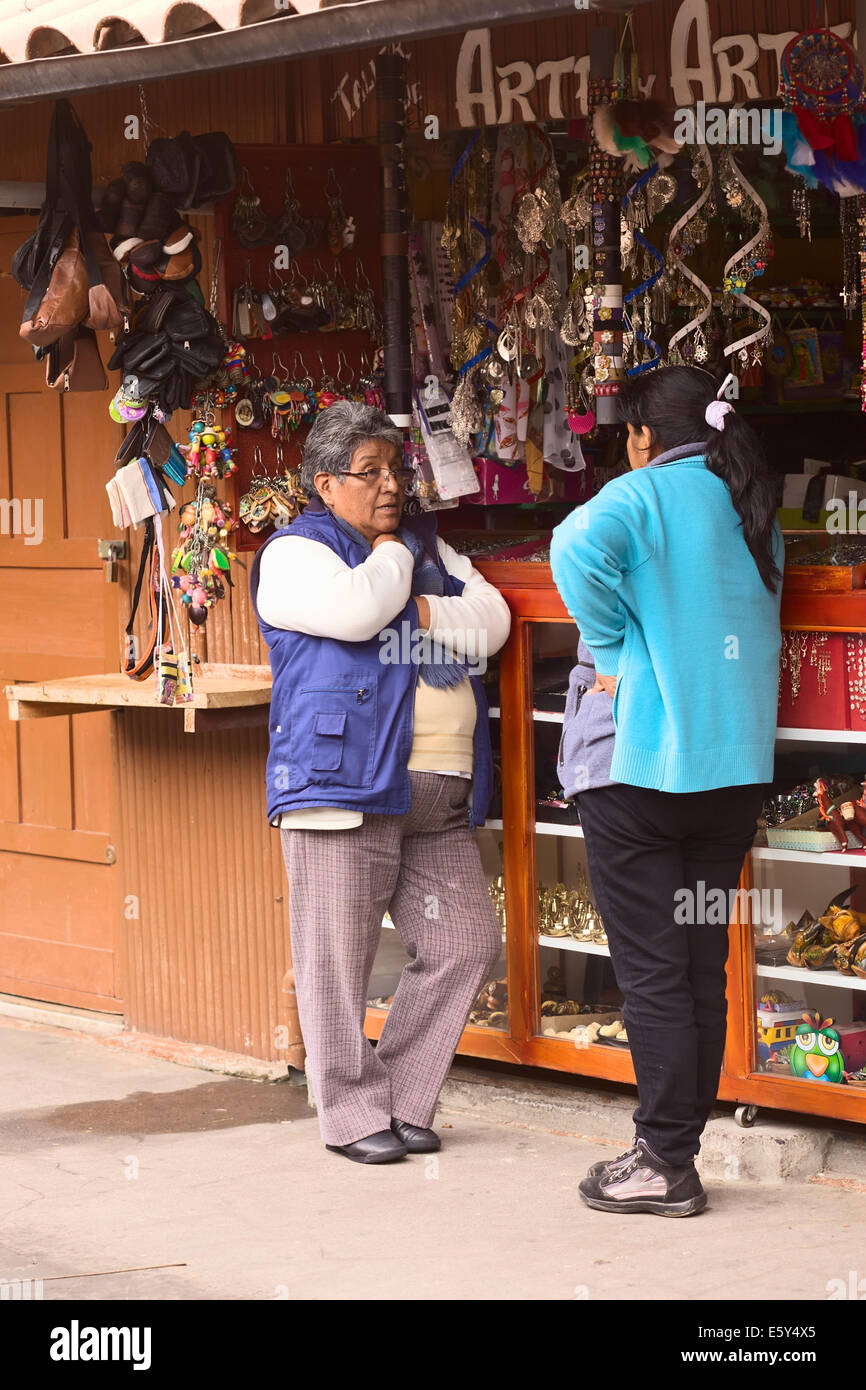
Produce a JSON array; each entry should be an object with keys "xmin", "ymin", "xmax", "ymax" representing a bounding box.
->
[
  {"xmin": 45, "ymin": 325, "xmax": 107, "ymax": 391},
  {"xmin": 15, "ymin": 100, "xmax": 123, "ymax": 348},
  {"xmin": 21, "ymin": 226, "xmax": 89, "ymax": 345}
]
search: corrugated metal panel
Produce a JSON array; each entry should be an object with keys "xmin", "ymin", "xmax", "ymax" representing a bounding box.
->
[
  {"xmin": 0, "ymin": 0, "xmax": 355, "ymax": 63},
  {"xmin": 114, "ymin": 708, "xmax": 303, "ymax": 1065}
]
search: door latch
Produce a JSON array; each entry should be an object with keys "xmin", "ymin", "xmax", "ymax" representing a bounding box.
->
[{"xmin": 98, "ymin": 538, "xmax": 127, "ymax": 583}]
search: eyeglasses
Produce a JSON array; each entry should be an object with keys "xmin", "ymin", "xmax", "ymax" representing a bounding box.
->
[{"xmin": 337, "ymin": 467, "xmax": 416, "ymax": 489}]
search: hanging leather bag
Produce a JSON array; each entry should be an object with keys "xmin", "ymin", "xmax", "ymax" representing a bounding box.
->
[
  {"xmin": 45, "ymin": 325, "xmax": 107, "ymax": 391},
  {"xmin": 15, "ymin": 100, "xmax": 122, "ymax": 348}
]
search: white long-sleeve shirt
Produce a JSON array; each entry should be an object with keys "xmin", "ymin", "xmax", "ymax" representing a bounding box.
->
[{"xmin": 257, "ymin": 532, "xmax": 511, "ymax": 828}]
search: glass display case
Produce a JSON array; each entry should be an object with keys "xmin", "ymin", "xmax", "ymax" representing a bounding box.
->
[{"xmin": 365, "ymin": 558, "xmax": 866, "ymax": 1130}]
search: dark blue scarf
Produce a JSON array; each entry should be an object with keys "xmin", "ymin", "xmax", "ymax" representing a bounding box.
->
[{"xmin": 330, "ymin": 510, "xmax": 472, "ymax": 688}]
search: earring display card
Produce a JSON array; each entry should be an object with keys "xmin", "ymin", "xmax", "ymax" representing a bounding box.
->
[
  {"xmin": 216, "ymin": 143, "xmax": 383, "ymax": 552},
  {"xmin": 777, "ymin": 632, "xmax": 848, "ymax": 730}
]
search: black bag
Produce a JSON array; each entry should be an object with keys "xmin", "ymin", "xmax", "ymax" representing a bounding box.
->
[
  {"xmin": 146, "ymin": 132, "xmax": 237, "ymax": 209},
  {"xmin": 189, "ymin": 133, "xmax": 238, "ymax": 203},
  {"xmin": 145, "ymin": 133, "xmax": 200, "ymax": 209}
]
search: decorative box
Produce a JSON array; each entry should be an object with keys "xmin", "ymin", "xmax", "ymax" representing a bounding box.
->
[
  {"xmin": 781, "ymin": 472, "xmax": 866, "ymax": 518},
  {"xmin": 467, "ymin": 457, "xmax": 535, "ymax": 506},
  {"xmin": 847, "ymin": 635, "xmax": 866, "ymax": 732},
  {"xmin": 764, "ymin": 781, "xmax": 861, "ymax": 852},
  {"xmin": 466, "ymin": 456, "xmax": 589, "ymax": 506},
  {"xmin": 835, "ymin": 1023, "xmax": 866, "ymax": 1073}
]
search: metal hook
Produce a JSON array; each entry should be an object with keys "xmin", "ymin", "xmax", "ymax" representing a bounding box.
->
[
  {"xmin": 272, "ymin": 352, "xmax": 289, "ymax": 381},
  {"xmin": 354, "ymin": 258, "xmax": 371, "ymax": 290},
  {"xmin": 291, "ymin": 350, "xmax": 307, "ymax": 381},
  {"xmin": 336, "ymin": 350, "xmax": 353, "ymax": 386},
  {"xmin": 325, "ymin": 167, "xmax": 342, "ymax": 200}
]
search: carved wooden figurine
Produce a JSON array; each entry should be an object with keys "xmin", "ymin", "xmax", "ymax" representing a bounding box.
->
[{"xmin": 815, "ymin": 777, "xmax": 850, "ymax": 852}]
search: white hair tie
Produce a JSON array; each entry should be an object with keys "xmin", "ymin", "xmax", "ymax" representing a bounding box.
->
[{"xmin": 705, "ymin": 399, "xmax": 734, "ymax": 431}]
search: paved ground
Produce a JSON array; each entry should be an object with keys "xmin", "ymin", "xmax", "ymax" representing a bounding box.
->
[{"xmin": 2, "ymin": 1015, "xmax": 865, "ymax": 1302}]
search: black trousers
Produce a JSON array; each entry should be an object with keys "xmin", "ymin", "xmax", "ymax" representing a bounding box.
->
[{"xmin": 575, "ymin": 781, "xmax": 765, "ymax": 1167}]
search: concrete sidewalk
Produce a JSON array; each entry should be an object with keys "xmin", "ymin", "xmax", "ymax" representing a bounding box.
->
[{"xmin": 1, "ymin": 1014, "xmax": 865, "ymax": 1302}]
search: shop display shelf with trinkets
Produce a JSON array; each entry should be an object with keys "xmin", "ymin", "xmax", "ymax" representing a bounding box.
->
[{"xmin": 731, "ymin": 553, "xmax": 866, "ymax": 1121}]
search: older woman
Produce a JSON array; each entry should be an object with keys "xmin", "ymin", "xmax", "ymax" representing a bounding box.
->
[{"xmin": 250, "ymin": 401, "xmax": 511, "ymax": 1165}]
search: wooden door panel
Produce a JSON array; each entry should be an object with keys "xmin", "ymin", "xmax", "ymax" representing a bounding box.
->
[
  {"xmin": 64, "ymin": 386, "xmax": 121, "ymax": 537},
  {"xmin": 0, "ymin": 216, "xmax": 122, "ymax": 1010},
  {"xmin": 7, "ymin": 389, "xmax": 64, "ymax": 535},
  {"xmin": 0, "ymin": 567, "xmax": 106, "ymax": 665},
  {"xmin": 18, "ymin": 716, "xmax": 73, "ymax": 828}
]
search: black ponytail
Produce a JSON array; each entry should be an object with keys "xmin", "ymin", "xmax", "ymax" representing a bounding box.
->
[{"xmin": 617, "ymin": 365, "xmax": 781, "ymax": 594}]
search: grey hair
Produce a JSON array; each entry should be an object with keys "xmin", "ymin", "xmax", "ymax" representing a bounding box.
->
[{"xmin": 301, "ymin": 400, "xmax": 403, "ymax": 497}]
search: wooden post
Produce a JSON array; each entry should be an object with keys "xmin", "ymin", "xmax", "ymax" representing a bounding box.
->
[
  {"xmin": 589, "ymin": 25, "xmax": 623, "ymax": 427},
  {"xmin": 375, "ymin": 52, "xmax": 413, "ymax": 426}
]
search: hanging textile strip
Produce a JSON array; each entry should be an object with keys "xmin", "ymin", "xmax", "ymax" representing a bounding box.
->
[
  {"xmin": 859, "ymin": 196, "xmax": 866, "ymax": 411},
  {"xmin": 448, "ymin": 128, "xmax": 480, "ymax": 189},
  {"xmin": 456, "ymin": 219, "xmax": 496, "ymax": 377},
  {"xmin": 408, "ymin": 230, "xmax": 447, "ymax": 383},
  {"xmin": 446, "ymin": 133, "xmax": 496, "ymax": 379},
  {"xmin": 667, "ymin": 146, "xmax": 714, "ymax": 361},
  {"xmin": 721, "ymin": 154, "xmax": 772, "ymax": 364},
  {"xmin": 622, "ymin": 163, "xmax": 664, "ymax": 374}
]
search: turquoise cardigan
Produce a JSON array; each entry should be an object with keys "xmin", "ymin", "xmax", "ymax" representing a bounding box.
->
[{"xmin": 549, "ymin": 450, "xmax": 783, "ymax": 794}]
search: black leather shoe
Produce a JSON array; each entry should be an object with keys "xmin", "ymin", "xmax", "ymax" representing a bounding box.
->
[
  {"xmin": 391, "ymin": 1118, "xmax": 441, "ymax": 1153},
  {"xmin": 579, "ymin": 1138, "xmax": 707, "ymax": 1216},
  {"xmin": 325, "ymin": 1130, "xmax": 408, "ymax": 1164}
]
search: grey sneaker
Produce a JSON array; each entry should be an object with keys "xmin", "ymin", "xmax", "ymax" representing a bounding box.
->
[{"xmin": 579, "ymin": 1137, "xmax": 707, "ymax": 1217}]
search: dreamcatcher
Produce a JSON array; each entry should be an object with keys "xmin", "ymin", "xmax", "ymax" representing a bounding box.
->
[{"xmin": 780, "ymin": 26, "xmax": 866, "ymax": 199}]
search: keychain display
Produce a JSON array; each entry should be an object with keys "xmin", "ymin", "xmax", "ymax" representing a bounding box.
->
[
  {"xmin": 238, "ymin": 444, "xmax": 306, "ymax": 533},
  {"xmin": 181, "ymin": 400, "xmax": 238, "ymax": 479},
  {"xmin": 231, "ymin": 167, "xmax": 276, "ymax": 249},
  {"xmin": 325, "ymin": 168, "xmax": 356, "ymax": 255},
  {"xmin": 171, "ymin": 479, "xmax": 239, "ymax": 625},
  {"xmin": 223, "ymin": 145, "xmax": 382, "ymax": 548},
  {"xmin": 276, "ymin": 168, "xmax": 323, "ymax": 253}
]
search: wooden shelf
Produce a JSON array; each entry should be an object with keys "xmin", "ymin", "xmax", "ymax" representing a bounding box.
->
[
  {"xmin": 756, "ymin": 962, "xmax": 866, "ymax": 992},
  {"xmin": 4, "ymin": 667, "xmax": 272, "ymax": 734},
  {"xmin": 489, "ymin": 706, "xmax": 564, "ymax": 723},
  {"xmin": 752, "ymin": 845, "xmax": 866, "ymax": 867},
  {"xmin": 776, "ymin": 726, "xmax": 866, "ymax": 743},
  {"xmin": 538, "ymin": 934, "xmax": 609, "ymax": 955}
]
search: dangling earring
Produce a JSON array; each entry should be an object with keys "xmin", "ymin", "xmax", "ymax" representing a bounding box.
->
[{"xmin": 325, "ymin": 168, "xmax": 355, "ymax": 256}]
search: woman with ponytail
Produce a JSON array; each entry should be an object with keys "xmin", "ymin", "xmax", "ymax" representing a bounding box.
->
[{"xmin": 550, "ymin": 365, "xmax": 783, "ymax": 1217}]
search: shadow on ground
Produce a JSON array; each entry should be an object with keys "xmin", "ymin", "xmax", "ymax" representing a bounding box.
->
[{"xmin": 3, "ymin": 1077, "xmax": 312, "ymax": 1148}]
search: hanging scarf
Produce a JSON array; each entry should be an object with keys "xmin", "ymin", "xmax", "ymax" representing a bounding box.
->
[{"xmin": 330, "ymin": 510, "xmax": 473, "ymax": 689}]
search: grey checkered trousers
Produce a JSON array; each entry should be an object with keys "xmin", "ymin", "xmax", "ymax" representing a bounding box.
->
[{"xmin": 281, "ymin": 771, "xmax": 502, "ymax": 1146}]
